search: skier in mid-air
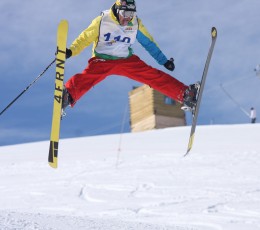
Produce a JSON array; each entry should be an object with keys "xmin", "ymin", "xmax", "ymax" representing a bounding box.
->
[{"xmin": 62, "ymin": 0, "xmax": 199, "ymax": 113}]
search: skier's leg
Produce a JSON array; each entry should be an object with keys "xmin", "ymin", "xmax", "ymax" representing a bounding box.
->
[
  {"xmin": 64, "ymin": 58, "xmax": 113, "ymax": 106},
  {"xmin": 111, "ymin": 55, "xmax": 188, "ymax": 103}
]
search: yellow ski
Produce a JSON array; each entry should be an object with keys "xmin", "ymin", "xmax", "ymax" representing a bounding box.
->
[{"xmin": 48, "ymin": 20, "xmax": 69, "ymax": 168}]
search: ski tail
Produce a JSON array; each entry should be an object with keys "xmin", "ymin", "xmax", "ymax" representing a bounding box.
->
[
  {"xmin": 48, "ymin": 20, "xmax": 69, "ymax": 168},
  {"xmin": 49, "ymin": 141, "xmax": 59, "ymax": 168},
  {"xmin": 184, "ymin": 27, "xmax": 217, "ymax": 157},
  {"xmin": 185, "ymin": 133, "xmax": 195, "ymax": 156}
]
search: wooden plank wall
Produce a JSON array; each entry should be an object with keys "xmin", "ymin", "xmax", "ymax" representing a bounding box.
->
[
  {"xmin": 129, "ymin": 85, "xmax": 154, "ymax": 125},
  {"xmin": 153, "ymin": 90, "xmax": 184, "ymax": 118},
  {"xmin": 129, "ymin": 85, "xmax": 186, "ymax": 132}
]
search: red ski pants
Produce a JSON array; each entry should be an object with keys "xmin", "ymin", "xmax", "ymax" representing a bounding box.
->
[{"xmin": 65, "ymin": 55, "xmax": 188, "ymax": 106}]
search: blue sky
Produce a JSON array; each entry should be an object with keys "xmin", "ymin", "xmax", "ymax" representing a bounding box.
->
[{"xmin": 1, "ymin": 0, "xmax": 260, "ymax": 146}]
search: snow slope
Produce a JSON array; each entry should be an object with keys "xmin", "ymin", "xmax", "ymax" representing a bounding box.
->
[{"xmin": 0, "ymin": 124, "xmax": 260, "ymax": 230}]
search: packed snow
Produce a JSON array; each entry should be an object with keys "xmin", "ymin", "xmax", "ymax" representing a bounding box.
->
[{"xmin": 0, "ymin": 124, "xmax": 259, "ymax": 230}]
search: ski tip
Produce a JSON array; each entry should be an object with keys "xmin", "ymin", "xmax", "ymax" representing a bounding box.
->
[
  {"xmin": 211, "ymin": 27, "xmax": 217, "ymax": 38},
  {"xmin": 60, "ymin": 19, "xmax": 69, "ymax": 26}
]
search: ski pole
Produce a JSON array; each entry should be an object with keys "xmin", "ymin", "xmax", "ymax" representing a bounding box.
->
[{"xmin": 0, "ymin": 58, "xmax": 56, "ymax": 116}]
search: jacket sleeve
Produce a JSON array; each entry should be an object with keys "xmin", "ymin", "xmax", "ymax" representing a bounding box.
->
[
  {"xmin": 69, "ymin": 16, "xmax": 102, "ymax": 57},
  {"xmin": 136, "ymin": 18, "xmax": 168, "ymax": 65}
]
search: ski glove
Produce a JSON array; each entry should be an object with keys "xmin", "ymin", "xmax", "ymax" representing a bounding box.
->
[
  {"xmin": 66, "ymin": 48, "xmax": 72, "ymax": 59},
  {"xmin": 164, "ymin": 58, "xmax": 175, "ymax": 71}
]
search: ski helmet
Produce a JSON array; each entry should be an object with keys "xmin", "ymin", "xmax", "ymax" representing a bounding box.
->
[{"xmin": 115, "ymin": 0, "xmax": 136, "ymax": 12}]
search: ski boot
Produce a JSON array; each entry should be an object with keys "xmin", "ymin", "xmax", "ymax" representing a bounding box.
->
[
  {"xmin": 61, "ymin": 87, "xmax": 73, "ymax": 117},
  {"xmin": 181, "ymin": 82, "xmax": 200, "ymax": 111}
]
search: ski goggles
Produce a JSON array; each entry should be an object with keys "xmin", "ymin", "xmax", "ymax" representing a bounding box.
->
[{"xmin": 119, "ymin": 10, "xmax": 135, "ymax": 19}]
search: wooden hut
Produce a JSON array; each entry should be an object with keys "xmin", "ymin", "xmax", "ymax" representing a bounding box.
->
[{"xmin": 129, "ymin": 85, "xmax": 186, "ymax": 132}]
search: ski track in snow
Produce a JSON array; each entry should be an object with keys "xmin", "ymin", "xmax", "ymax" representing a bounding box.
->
[{"xmin": 0, "ymin": 124, "xmax": 260, "ymax": 230}]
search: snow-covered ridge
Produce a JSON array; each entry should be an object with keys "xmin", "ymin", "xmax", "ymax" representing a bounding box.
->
[{"xmin": 0, "ymin": 124, "xmax": 259, "ymax": 230}]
